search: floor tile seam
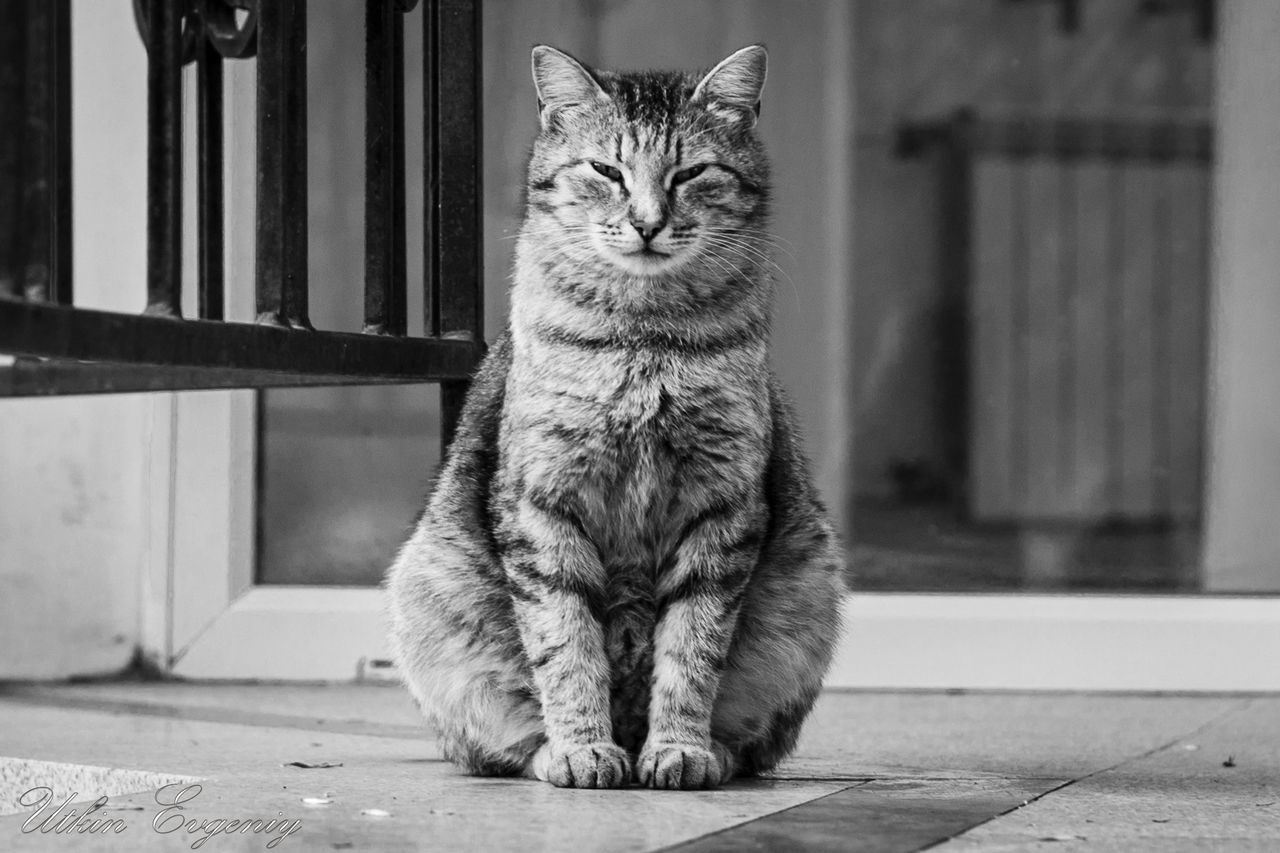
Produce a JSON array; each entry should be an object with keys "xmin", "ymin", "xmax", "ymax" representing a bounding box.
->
[
  {"xmin": 0, "ymin": 692, "xmax": 429, "ymax": 740},
  {"xmin": 762, "ymin": 775, "xmax": 1066, "ymax": 784},
  {"xmin": 647, "ymin": 782, "xmax": 868, "ymax": 853},
  {"xmin": 916, "ymin": 696, "xmax": 1261, "ymax": 851}
]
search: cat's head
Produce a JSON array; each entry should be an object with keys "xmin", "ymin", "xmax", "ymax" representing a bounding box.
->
[{"xmin": 524, "ymin": 45, "xmax": 770, "ymax": 280}]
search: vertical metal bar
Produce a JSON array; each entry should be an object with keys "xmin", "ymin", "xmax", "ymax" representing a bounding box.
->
[
  {"xmin": 283, "ymin": 0, "xmax": 309, "ymax": 329},
  {"xmin": 255, "ymin": 0, "xmax": 283, "ymax": 323},
  {"xmin": 196, "ymin": 13, "xmax": 224, "ymax": 320},
  {"xmin": 430, "ymin": 0, "xmax": 481, "ymax": 454},
  {"xmin": 363, "ymin": 0, "xmax": 407, "ymax": 335},
  {"xmin": 391, "ymin": 8, "xmax": 407, "ymax": 335},
  {"xmin": 145, "ymin": 0, "xmax": 184, "ymax": 317},
  {"xmin": 0, "ymin": 0, "xmax": 27, "ymax": 298},
  {"xmin": 422, "ymin": 0, "xmax": 439, "ymax": 337},
  {"xmin": 433, "ymin": 0, "xmax": 482, "ymax": 341},
  {"xmin": 256, "ymin": 0, "xmax": 310, "ymax": 328},
  {"xmin": 364, "ymin": 0, "xmax": 390, "ymax": 332},
  {"xmin": 20, "ymin": 0, "xmax": 52, "ymax": 302},
  {"xmin": 50, "ymin": 0, "xmax": 72, "ymax": 304}
]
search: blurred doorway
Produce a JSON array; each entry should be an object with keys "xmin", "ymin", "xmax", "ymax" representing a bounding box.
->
[{"xmin": 843, "ymin": 0, "xmax": 1276, "ymax": 595}]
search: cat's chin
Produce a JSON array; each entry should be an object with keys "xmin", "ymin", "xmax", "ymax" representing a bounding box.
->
[{"xmin": 607, "ymin": 249, "xmax": 687, "ymax": 278}]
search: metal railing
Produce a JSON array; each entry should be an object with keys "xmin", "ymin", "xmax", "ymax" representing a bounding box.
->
[{"xmin": 0, "ymin": 0, "xmax": 483, "ymax": 450}]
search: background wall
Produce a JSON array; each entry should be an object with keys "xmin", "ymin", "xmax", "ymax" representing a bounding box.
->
[
  {"xmin": 852, "ymin": 0, "xmax": 1212, "ymax": 498},
  {"xmin": 0, "ymin": 0, "xmax": 148, "ymax": 677},
  {"xmin": 1203, "ymin": 0, "xmax": 1280, "ymax": 590}
]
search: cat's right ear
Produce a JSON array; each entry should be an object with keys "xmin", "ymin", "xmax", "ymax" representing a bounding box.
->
[{"xmin": 531, "ymin": 45, "xmax": 608, "ymax": 128}]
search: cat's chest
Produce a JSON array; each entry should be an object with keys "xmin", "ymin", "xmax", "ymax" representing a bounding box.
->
[
  {"xmin": 572, "ymin": 349, "xmax": 683, "ymax": 494},
  {"xmin": 508, "ymin": 346, "xmax": 765, "ymax": 556},
  {"xmin": 604, "ymin": 349, "xmax": 672, "ymax": 428},
  {"xmin": 527, "ymin": 346, "xmax": 697, "ymax": 440}
]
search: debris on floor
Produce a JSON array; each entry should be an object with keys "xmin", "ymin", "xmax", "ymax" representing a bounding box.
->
[{"xmin": 285, "ymin": 760, "xmax": 344, "ymax": 768}]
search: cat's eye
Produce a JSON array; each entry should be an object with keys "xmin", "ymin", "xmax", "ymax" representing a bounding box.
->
[
  {"xmin": 590, "ymin": 161, "xmax": 623, "ymax": 182},
  {"xmin": 672, "ymin": 164, "xmax": 707, "ymax": 184}
]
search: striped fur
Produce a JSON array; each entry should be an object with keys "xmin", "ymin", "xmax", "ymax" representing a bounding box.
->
[{"xmin": 386, "ymin": 45, "xmax": 844, "ymax": 789}]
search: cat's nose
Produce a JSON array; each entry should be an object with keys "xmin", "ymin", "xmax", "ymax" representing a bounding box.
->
[{"xmin": 631, "ymin": 219, "xmax": 665, "ymax": 243}]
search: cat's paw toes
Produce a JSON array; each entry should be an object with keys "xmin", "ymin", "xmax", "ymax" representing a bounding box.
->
[
  {"xmin": 532, "ymin": 741, "xmax": 631, "ymax": 789},
  {"xmin": 637, "ymin": 741, "xmax": 730, "ymax": 790}
]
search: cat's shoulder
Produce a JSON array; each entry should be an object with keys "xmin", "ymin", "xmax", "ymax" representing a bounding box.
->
[
  {"xmin": 472, "ymin": 327, "xmax": 514, "ymax": 395},
  {"xmin": 449, "ymin": 328, "xmax": 515, "ymax": 447}
]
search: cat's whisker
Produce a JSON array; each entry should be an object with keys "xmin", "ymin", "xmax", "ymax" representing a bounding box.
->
[
  {"xmin": 731, "ymin": 226, "xmax": 797, "ymax": 248},
  {"xmin": 711, "ymin": 234, "xmax": 797, "ymax": 267},
  {"xmin": 699, "ymin": 234, "xmax": 774, "ymax": 267},
  {"xmin": 698, "ymin": 237, "xmax": 802, "ymax": 314},
  {"xmin": 697, "ymin": 233, "xmax": 777, "ymax": 273},
  {"xmin": 709, "ymin": 228, "xmax": 796, "ymax": 261},
  {"xmin": 695, "ymin": 248, "xmax": 740, "ymax": 285}
]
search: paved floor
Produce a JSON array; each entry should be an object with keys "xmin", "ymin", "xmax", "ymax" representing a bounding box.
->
[{"xmin": 0, "ymin": 684, "xmax": 1275, "ymax": 851}]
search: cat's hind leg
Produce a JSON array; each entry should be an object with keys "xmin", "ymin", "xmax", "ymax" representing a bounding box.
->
[
  {"xmin": 387, "ymin": 332, "xmax": 550, "ymax": 776},
  {"xmin": 710, "ymin": 517, "xmax": 844, "ymax": 777},
  {"xmin": 387, "ymin": 523, "xmax": 546, "ymax": 776}
]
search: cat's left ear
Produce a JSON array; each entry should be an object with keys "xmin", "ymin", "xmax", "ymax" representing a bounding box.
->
[
  {"xmin": 691, "ymin": 44, "xmax": 767, "ymax": 123},
  {"xmin": 531, "ymin": 45, "xmax": 609, "ymax": 128}
]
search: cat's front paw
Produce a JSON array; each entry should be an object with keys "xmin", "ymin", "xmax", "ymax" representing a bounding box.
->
[
  {"xmin": 531, "ymin": 741, "xmax": 631, "ymax": 789},
  {"xmin": 637, "ymin": 741, "xmax": 732, "ymax": 790}
]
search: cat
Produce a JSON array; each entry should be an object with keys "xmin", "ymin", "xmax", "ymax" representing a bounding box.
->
[{"xmin": 386, "ymin": 44, "xmax": 844, "ymax": 790}]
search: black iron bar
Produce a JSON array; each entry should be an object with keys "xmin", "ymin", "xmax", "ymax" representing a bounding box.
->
[
  {"xmin": 196, "ymin": 10, "xmax": 225, "ymax": 320},
  {"xmin": 255, "ymin": 0, "xmax": 283, "ymax": 323},
  {"xmin": 283, "ymin": 0, "xmax": 309, "ymax": 328},
  {"xmin": 364, "ymin": 0, "xmax": 390, "ymax": 332},
  {"xmin": 255, "ymin": 0, "xmax": 310, "ymax": 328},
  {"xmin": 0, "ymin": 360, "xmax": 474, "ymax": 397},
  {"xmin": 391, "ymin": 7, "xmax": 407, "ymax": 334},
  {"xmin": 0, "ymin": 0, "xmax": 27, "ymax": 298},
  {"xmin": 20, "ymin": 0, "xmax": 54, "ymax": 302},
  {"xmin": 0, "ymin": 299, "xmax": 480, "ymax": 387},
  {"xmin": 424, "ymin": 0, "xmax": 482, "ymax": 456},
  {"xmin": 50, "ymin": 0, "xmax": 71, "ymax": 305},
  {"xmin": 422, "ymin": 0, "xmax": 439, "ymax": 337},
  {"xmin": 144, "ymin": 0, "xmax": 183, "ymax": 317},
  {"xmin": 364, "ymin": 0, "xmax": 407, "ymax": 335},
  {"xmin": 431, "ymin": 0, "xmax": 482, "ymax": 341}
]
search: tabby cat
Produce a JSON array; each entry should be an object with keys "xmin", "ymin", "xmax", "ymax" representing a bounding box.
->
[{"xmin": 387, "ymin": 44, "xmax": 844, "ymax": 790}]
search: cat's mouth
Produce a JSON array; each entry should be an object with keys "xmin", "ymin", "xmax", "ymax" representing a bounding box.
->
[
  {"xmin": 593, "ymin": 231, "xmax": 689, "ymax": 276},
  {"xmin": 607, "ymin": 245, "xmax": 682, "ymax": 276}
]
